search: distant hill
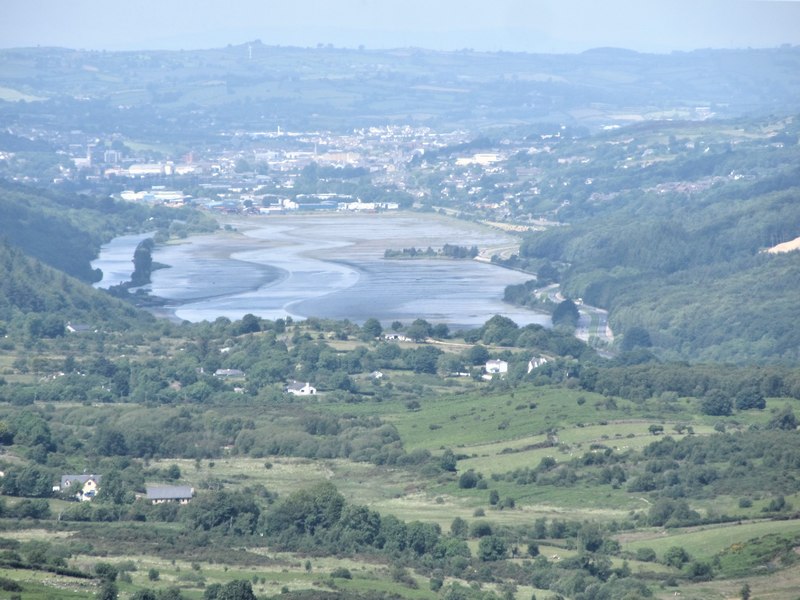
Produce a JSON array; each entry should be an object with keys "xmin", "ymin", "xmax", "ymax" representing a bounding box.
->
[{"xmin": 1, "ymin": 44, "xmax": 800, "ymax": 134}]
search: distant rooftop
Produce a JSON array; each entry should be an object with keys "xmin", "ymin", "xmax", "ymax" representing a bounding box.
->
[{"xmin": 145, "ymin": 485, "xmax": 194, "ymax": 500}]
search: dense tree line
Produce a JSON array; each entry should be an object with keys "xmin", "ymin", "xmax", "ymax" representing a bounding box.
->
[
  {"xmin": 514, "ymin": 126, "xmax": 800, "ymax": 361},
  {"xmin": 578, "ymin": 361, "xmax": 800, "ymax": 403},
  {"xmin": 1, "ymin": 311, "xmax": 592, "ymax": 411},
  {"xmin": 0, "ymin": 399, "xmax": 424, "ymax": 469}
]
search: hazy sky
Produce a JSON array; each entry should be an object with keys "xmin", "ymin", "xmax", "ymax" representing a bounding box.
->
[{"xmin": 3, "ymin": 0, "xmax": 800, "ymax": 54}]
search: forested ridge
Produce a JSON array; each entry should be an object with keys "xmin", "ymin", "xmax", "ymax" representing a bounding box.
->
[
  {"xmin": 512, "ymin": 115, "xmax": 800, "ymax": 362},
  {"xmin": 0, "ymin": 179, "xmax": 216, "ymax": 282},
  {"xmin": 0, "ymin": 241, "xmax": 152, "ymax": 338}
]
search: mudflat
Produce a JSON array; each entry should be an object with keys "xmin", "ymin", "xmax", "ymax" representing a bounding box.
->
[{"xmin": 95, "ymin": 212, "xmax": 549, "ymax": 328}]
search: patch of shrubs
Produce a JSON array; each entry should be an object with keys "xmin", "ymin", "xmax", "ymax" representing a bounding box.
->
[
  {"xmin": 330, "ymin": 567, "xmax": 352, "ymax": 579},
  {"xmin": 0, "ymin": 576, "xmax": 22, "ymax": 592}
]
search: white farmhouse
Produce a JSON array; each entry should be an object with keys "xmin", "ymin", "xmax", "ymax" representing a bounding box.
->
[
  {"xmin": 528, "ymin": 356, "xmax": 549, "ymax": 373},
  {"xmin": 485, "ymin": 359, "xmax": 508, "ymax": 375},
  {"xmin": 286, "ymin": 381, "xmax": 317, "ymax": 396}
]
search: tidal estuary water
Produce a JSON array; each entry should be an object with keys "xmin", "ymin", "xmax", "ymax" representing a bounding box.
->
[{"xmin": 93, "ymin": 213, "xmax": 549, "ymax": 329}]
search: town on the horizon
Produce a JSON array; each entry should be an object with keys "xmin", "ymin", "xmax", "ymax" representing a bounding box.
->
[{"xmin": 4, "ymin": 106, "xmax": 749, "ymax": 226}]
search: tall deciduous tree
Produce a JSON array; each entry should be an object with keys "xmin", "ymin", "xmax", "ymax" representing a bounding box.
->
[
  {"xmin": 238, "ymin": 313, "xmax": 260, "ymax": 334},
  {"xmin": 768, "ymin": 405, "xmax": 798, "ymax": 430},
  {"xmin": 96, "ymin": 581, "xmax": 118, "ymax": 600},
  {"xmin": 130, "ymin": 238, "xmax": 154, "ymax": 286},
  {"xmin": 552, "ymin": 299, "xmax": 580, "ymax": 329},
  {"xmin": 621, "ymin": 326, "xmax": 652, "ymax": 351},
  {"xmin": 361, "ymin": 318, "xmax": 383, "ymax": 339},
  {"xmin": 701, "ymin": 389, "xmax": 732, "ymax": 416},
  {"xmin": 478, "ymin": 535, "xmax": 508, "ymax": 561},
  {"xmin": 217, "ymin": 580, "xmax": 257, "ymax": 600},
  {"xmin": 406, "ymin": 318, "xmax": 433, "ymax": 341},
  {"xmin": 481, "ymin": 314, "xmax": 519, "ymax": 345}
]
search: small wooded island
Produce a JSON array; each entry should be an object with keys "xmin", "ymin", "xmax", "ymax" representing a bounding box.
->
[{"xmin": 384, "ymin": 244, "xmax": 479, "ymax": 259}]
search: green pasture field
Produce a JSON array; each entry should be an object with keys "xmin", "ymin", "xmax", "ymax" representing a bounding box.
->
[
  {"xmin": 0, "ymin": 354, "xmax": 16, "ymax": 372},
  {"xmin": 148, "ymin": 456, "xmax": 631, "ymax": 529},
  {"xmin": 670, "ymin": 570, "xmax": 800, "ymax": 600},
  {"xmin": 0, "ymin": 528, "xmax": 74, "ymax": 542},
  {"xmin": 66, "ymin": 552, "xmax": 330, "ymax": 600},
  {"xmin": 366, "ymin": 490, "xmax": 636, "ymax": 531},
  {"xmin": 323, "ymin": 385, "xmax": 643, "ymax": 451},
  {"xmin": 317, "ymin": 382, "xmax": 765, "ymax": 459},
  {"xmin": 439, "ymin": 477, "xmax": 644, "ymax": 515},
  {"xmin": 296, "ymin": 382, "xmax": 787, "ymax": 520},
  {"xmin": 0, "ymin": 567, "xmax": 94, "ymax": 599},
  {"xmin": 619, "ymin": 518, "xmax": 800, "ymax": 559},
  {"xmin": 63, "ymin": 545, "xmax": 529, "ymax": 600},
  {"xmin": 689, "ymin": 492, "xmax": 800, "ymax": 521},
  {"xmin": 522, "ymin": 543, "xmax": 673, "ymax": 575},
  {"xmin": 319, "ymin": 573, "xmax": 435, "ymax": 600},
  {"xmin": 58, "ymin": 532, "xmax": 427, "ymax": 598},
  {"xmin": 148, "ymin": 456, "xmax": 422, "ymax": 507},
  {"xmin": 0, "ymin": 353, "xmax": 36, "ymax": 383},
  {"xmin": 456, "ymin": 421, "xmax": 716, "ymax": 475}
]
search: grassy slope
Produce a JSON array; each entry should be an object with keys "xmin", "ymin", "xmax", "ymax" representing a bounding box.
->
[{"xmin": 620, "ymin": 519, "xmax": 800, "ymax": 559}]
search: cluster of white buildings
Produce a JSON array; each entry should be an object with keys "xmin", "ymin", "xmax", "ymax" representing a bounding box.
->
[
  {"xmin": 104, "ymin": 162, "xmax": 200, "ymax": 178},
  {"xmin": 120, "ymin": 187, "xmax": 187, "ymax": 205}
]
